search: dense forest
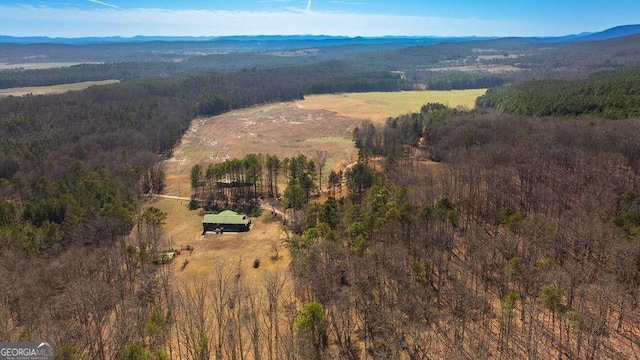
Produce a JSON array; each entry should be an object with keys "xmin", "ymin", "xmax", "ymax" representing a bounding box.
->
[
  {"xmin": 1, "ymin": 31, "xmax": 640, "ymax": 359},
  {"xmin": 477, "ymin": 66, "xmax": 640, "ymax": 119}
]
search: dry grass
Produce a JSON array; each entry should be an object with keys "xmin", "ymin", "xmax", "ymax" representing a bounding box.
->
[
  {"xmin": 163, "ymin": 89, "xmax": 485, "ymax": 195},
  {"xmin": 149, "ymin": 196, "xmax": 290, "ymax": 283},
  {"xmin": 154, "ymin": 92, "xmax": 461, "ymax": 358},
  {"xmin": 0, "ymin": 80, "xmax": 119, "ymax": 97},
  {"xmin": 163, "ymin": 102, "xmax": 362, "ymax": 196}
]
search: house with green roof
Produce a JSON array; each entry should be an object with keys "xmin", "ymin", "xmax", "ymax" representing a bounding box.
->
[{"xmin": 202, "ymin": 210, "xmax": 251, "ymax": 234}]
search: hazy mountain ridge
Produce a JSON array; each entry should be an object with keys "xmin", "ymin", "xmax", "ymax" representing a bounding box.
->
[
  {"xmin": 1, "ymin": 24, "xmax": 638, "ymax": 47},
  {"xmin": 579, "ymin": 24, "xmax": 640, "ymax": 41},
  {"xmin": 0, "ymin": 34, "xmax": 493, "ymax": 47}
]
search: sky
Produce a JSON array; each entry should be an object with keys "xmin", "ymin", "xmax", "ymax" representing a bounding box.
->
[{"xmin": 1, "ymin": 0, "xmax": 639, "ymax": 38}]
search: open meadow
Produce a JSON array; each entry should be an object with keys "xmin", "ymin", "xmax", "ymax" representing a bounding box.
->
[
  {"xmin": 149, "ymin": 196, "xmax": 290, "ymax": 283},
  {"xmin": 298, "ymin": 89, "xmax": 485, "ymax": 122}
]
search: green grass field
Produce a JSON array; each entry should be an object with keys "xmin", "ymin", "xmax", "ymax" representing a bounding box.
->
[{"xmin": 299, "ymin": 89, "xmax": 486, "ymax": 123}]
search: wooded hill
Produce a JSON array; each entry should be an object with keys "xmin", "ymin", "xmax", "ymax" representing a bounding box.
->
[
  {"xmin": 285, "ymin": 106, "xmax": 640, "ymax": 358},
  {"xmin": 0, "ymin": 61, "xmax": 399, "ymax": 255}
]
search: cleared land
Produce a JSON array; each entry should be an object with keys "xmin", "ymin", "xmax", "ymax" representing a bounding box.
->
[
  {"xmin": 425, "ymin": 65, "xmax": 522, "ymax": 73},
  {"xmin": 0, "ymin": 62, "xmax": 101, "ymax": 70},
  {"xmin": 150, "ymin": 196, "xmax": 289, "ymax": 283},
  {"xmin": 0, "ymin": 79, "xmax": 119, "ymax": 97},
  {"xmin": 158, "ymin": 89, "xmax": 485, "ymax": 283}
]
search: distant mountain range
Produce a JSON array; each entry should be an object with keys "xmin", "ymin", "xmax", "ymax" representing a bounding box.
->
[
  {"xmin": 0, "ymin": 34, "xmax": 493, "ymax": 47},
  {"xmin": 1, "ymin": 25, "xmax": 638, "ymax": 46},
  {"xmin": 528, "ymin": 24, "xmax": 640, "ymax": 43},
  {"xmin": 578, "ymin": 24, "xmax": 640, "ymax": 41}
]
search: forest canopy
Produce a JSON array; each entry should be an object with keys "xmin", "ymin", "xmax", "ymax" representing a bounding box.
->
[{"xmin": 476, "ymin": 66, "xmax": 640, "ymax": 119}]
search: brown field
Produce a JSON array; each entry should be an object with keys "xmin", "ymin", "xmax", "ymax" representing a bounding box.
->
[
  {"xmin": 159, "ymin": 90, "xmax": 485, "ymax": 285},
  {"xmin": 0, "ymin": 79, "xmax": 119, "ymax": 97},
  {"xmin": 0, "ymin": 62, "xmax": 101, "ymax": 70}
]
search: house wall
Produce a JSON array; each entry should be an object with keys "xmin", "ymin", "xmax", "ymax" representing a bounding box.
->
[{"xmin": 202, "ymin": 222, "xmax": 250, "ymax": 233}]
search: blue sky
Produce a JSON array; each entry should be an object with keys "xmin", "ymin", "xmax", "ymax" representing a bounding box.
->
[{"xmin": 1, "ymin": 0, "xmax": 639, "ymax": 38}]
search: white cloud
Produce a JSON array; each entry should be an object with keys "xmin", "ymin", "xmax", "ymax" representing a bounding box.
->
[
  {"xmin": 0, "ymin": 5, "xmax": 532, "ymax": 38},
  {"xmin": 87, "ymin": 0, "xmax": 119, "ymax": 9},
  {"xmin": 327, "ymin": 1, "xmax": 369, "ymax": 5}
]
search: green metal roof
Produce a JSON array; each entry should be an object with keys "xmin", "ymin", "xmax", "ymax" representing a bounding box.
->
[{"xmin": 202, "ymin": 210, "xmax": 250, "ymax": 225}]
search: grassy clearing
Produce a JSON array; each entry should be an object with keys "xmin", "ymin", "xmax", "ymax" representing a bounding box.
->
[
  {"xmin": 299, "ymin": 89, "xmax": 486, "ymax": 123},
  {"xmin": 162, "ymin": 89, "xmax": 485, "ymax": 208},
  {"xmin": 0, "ymin": 79, "xmax": 119, "ymax": 97},
  {"xmin": 162, "ymin": 89, "xmax": 486, "ymax": 197},
  {"xmin": 161, "ymin": 89, "xmax": 484, "ymax": 287},
  {"xmin": 149, "ymin": 197, "xmax": 289, "ymax": 284},
  {"xmin": 150, "ymin": 197, "xmax": 201, "ymax": 249}
]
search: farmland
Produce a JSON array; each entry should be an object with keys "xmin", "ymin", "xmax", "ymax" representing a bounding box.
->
[
  {"xmin": 0, "ymin": 79, "xmax": 119, "ymax": 97},
  {"xmin": 299, "ymin": 89, "xmax": 486, "ymax": 122},
  {"xmin": 0, "ymin": 61, "xmax": 101, "ymax": 70}
]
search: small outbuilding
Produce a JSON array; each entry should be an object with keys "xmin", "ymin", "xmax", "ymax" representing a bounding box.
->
[{"xmin": 202, "ymin": 210, "xmax": 251, "ymax": 234}]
